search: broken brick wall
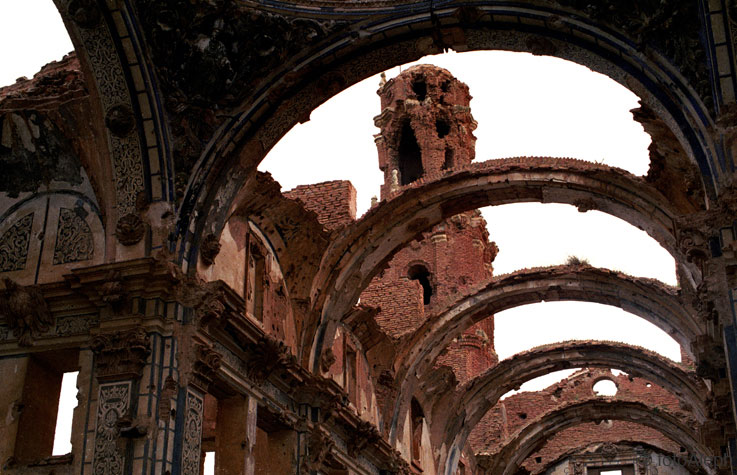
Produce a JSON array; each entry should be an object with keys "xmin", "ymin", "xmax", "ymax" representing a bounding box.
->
[
  {"xmin": 284, "ymin": 180, "xmax": 356, "ymax": 230},
  {"xmin": 471, "ymin": 370, "xmax": 682, "ymax": 453},
  {"xmin": 374, "ymin": 64, "xmax": 477, "ymax": 199},
  {"xmin": 522, "ymin": 422, "xmax": 680, "ymax": 474}
]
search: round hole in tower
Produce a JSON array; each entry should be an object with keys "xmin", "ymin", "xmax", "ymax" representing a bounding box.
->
[
  {"xmin": 436, "ymin": 119, "xmax": 451, "ymax": 138},
  {"xmin": 412, "ymin": 76, "xmax": 427, "ymax": 101}
]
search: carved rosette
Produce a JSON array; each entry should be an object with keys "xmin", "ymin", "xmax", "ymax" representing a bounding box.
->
[
  {"xmin": 91, "ymin": 328, "xmax": 151, "ymax": 381},
  {"xmin": 601, "ymin": 442, "xmax": 617, "ymax": 460},
  {"xmin": 105, "ymin": 104, "xmax": 135, "ymax": 137},
  {"xmin": 115, "ymin": 213, "xmax": 145, "ymax": 246},
  {"xmin": 199, "ymin": 233, "xmax": 221, "ymax": 266},
  {"xmin": 0, "ymin": 278, "xmax": 53, "ymax": 346}
]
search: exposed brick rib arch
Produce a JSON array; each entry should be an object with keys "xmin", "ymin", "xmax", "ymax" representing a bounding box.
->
[
  {"xmin": 305, "ymin": 159, "xmax": 685, "ymax": 368},
  {"xmin": 386, "ymin": 266, "xmax": 702, "ymax": 442},
  {"xmin": 397, "ymin": 265, "xmax": 699, "ymax": 378},
  {"xmin": 467, "ymin": 400, "xmax": 713, "ymax": 475},
  {"xmin": 176, "ymin": 2, "xmax": 718, "ymax": 277},
  {"xmin": 436, "ymin": 341, "xmax": 707, "ymax": 454}
]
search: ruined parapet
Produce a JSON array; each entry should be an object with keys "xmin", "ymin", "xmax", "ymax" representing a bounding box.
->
[{"xmin": 374, "ymin": 64, "xmax": 477, "ymax": 200}]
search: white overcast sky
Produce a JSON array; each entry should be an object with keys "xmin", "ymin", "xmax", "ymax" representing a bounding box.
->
[{"xmin": 2, "ymin": 0, "xmax": 685, "ymax": 457}]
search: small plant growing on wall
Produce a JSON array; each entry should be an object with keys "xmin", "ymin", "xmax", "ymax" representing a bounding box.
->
[{"xmin": 565, "ymin": 255, "xmax": 590, "ymax": 266}]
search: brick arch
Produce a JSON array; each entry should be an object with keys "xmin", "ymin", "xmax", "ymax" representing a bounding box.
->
[
  {"xmin": 432, "ymin": 341, "xmax": 707, "ymax": 458},
  {"xmin": 460, "ymin": 400, "xmax": 714, "ymax": 475},
  {"xmin": 386, "ymin": 267, "xmax": 702, "ymax": 445},
  {"xmin": 305, "ymin": 159, "xmax": 689, "ymax": 369},
  {"xmin": 176, "ymin": 1, "xmax": 717, "ymax": 280}
]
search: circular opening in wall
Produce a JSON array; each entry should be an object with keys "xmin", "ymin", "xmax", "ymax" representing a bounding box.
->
[
  {"xmin": 519, "ymin": 412, "xmax": 527, "ymax": 419},
  {"xmin": 593, "ymin": 378, "xmax": 618, "ymax": 396}
]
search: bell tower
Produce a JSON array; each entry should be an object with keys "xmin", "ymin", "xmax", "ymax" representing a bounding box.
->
[
  {"xmin": 374, "ymin": 64, "xmax": 478, "ymax": 199},
  {"xmin": 363, "ymin": 65, "xmax": 497, "ymax": 384}
]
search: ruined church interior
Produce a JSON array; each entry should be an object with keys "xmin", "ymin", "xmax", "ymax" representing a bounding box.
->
[{"xmin": 2, "ymin": 1, "xmax": 737, "ymax": 474}]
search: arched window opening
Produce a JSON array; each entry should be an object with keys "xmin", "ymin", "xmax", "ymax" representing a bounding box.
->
[
  {"xmin": 408, "ymin": 264, "xmax": 433, "ymax": 305},
  {"xmin": 410, "ymin": 398, "xmax": 425, "ymax": 465},
  {"xmin": 442, "ymin": 147, "xmax": 455, "ymax": 170},
  {"xmin": 412, "ymin": 77, "xmax": 427, "ymax": 101},
  {"xmin": 246, "ymin": 241, "xmax": 266, "ymax": 322},
  {"xmin": 398, "ymin": 122, "xmax": 423, "ymax": 185},
  {"xmin": 344, "ymin": 342, "xmax": 358, "ymax": 407},
  {"xmin": 436, "ymin": 118, "xmax": 451, "ymax": 138}
]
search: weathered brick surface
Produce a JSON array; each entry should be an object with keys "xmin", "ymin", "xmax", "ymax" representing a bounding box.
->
[
  {"xmin": 471, "ymin": 369, "xmax": 683, "ymax": 461},
  {"xmin": 436, "ymin": 319, "xmax": 498, "ymax": 385},
  {"xmin": 375, "ymin": 64, "xmax": 477, "ymax": 200},
  {"xmin": 361, "ymin": 278, "xmax": 425, "ymax": 337},
  {"xmin": 361, "ymin": 65, "xmax": 498, "ymax": 384},
  {"xmin": 523, "ymin": 421, "xmax": 679, "ymax": 474},
  {"xmin": 285, "ymin": 180, "xmax": 356, "ymax": 230}
]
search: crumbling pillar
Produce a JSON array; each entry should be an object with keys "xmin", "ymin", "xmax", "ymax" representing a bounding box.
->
[
  {"xmin": 0, "ymin": 356, "xmax": 29, "ymax": 466},
  {"xmin": 214, "ymin": 395, "xmax": 258, "ymax": 475}
]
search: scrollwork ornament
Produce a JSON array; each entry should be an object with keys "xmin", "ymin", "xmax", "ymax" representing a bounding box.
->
[
  {"xmin": 92, "ymin": 382, "xmax": 130, "ymax": 475},
  {"xmin": 181, "ymin": 391, "xmax": 204, "ymax": 475},
  {"xmin": 0, "ymin": 213, "xmax": 33, "ymax": 272},
  {"xmin": 53, "ymin": 207, "xmax": 94, "ymax": 264}
]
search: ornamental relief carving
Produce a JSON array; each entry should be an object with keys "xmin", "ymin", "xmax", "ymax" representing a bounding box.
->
[
  {"xmin": 0, "ymin": 213, "xmax": 33, "ymax": 272},
  {"xmin": 92, "ymin": 381, "xmax": 131, "ymax": 475},
  {"xmin": 58, "ymin": 0, "xmax": 145, "ymax": 215},
  {"xmin": 90, "ymin": 327, "xmax": 151, "ymax": 381},
  {"xmin": 53, "ymin": 207, "xmax": 94, "ymax": 264},
  {"xmin": 181, "ymin": 391, "xmax": 204, "ymax": 475},
  {"xmin": 0, "ymin": 278, "xmax": 53, "ymax": 346},
  {"xmin": 55, "ymin": 315, "xmax": 93, "ymax": 336}
]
